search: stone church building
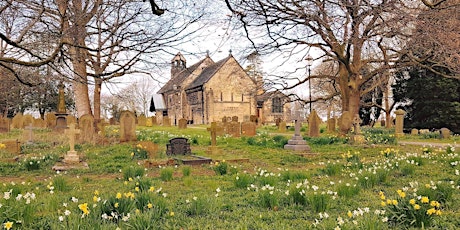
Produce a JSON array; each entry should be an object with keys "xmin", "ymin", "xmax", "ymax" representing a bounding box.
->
[{"xmin": 152, "ymin": 52, "xmax": 291, "ymax": 125}]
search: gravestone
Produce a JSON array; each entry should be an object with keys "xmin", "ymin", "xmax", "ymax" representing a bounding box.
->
[
  {"xmin": 146, "ymin": 117, "xmax": 153, "ymax": 127},
  {"xmin": 394, "ymin": 109, "xmax": 405, "ymax": 137},
  {"xmin": 339, "ymin": 111, "xmax": 352, "ymax": 135},
  {"xmin": 33, "ymin": 118, "xmax": 46, "ymax": 128},
  {"xmin": 284, "ymin": 111, "xmax": 310, "ymax": 152},
  {"xmin": 163, "ymin": 116, "xmax": 171, "ymax": 127},
  {"xmin": 227, "ymin": 121, "xmax": 241, "ymax": 137},
  {"xmin": 440, "ymin": 128, "xmax": 451, "ymax": 139},
  {"xmin": 166, "ymin": 137, "xmax": 191, "ymax": 156},
  {"xmin": 137, "ymin": 115, "xmax": 147, "ymax": 126},
  {"xmin": 79, "ymin": 114, "xmax": 95, "ymax": 144},
  {"xmin": 278, "ymin": 121, "xmax": 287, "ymax": 132},
  {"xmin": 151, "ymin": 116, "xmax": 157, "ymax": 126},
  {"xmin": 308, "ymin": 109, "xmax": 321, "ymax": 137},
  {"xmin": 380, "ymin": 119, "xmax": 386, "ymax": 127},
  {"xmin": 45, "ymin": 113, "xmax": 57, "ymax": 129},
  {"xmin": 350, "ymin": 114, "xmax": 365, "ymax": 144},
  {"xmin": 22, "ymin": 115, "xmax": 34, "ymax": 129},
  {"xmin": 0, "ymin": 117, "xmax": 10, "ymax": 133},
  {"xmin": 63, "ymin": 123, "xmax": 81, "ymax": 163},
  {"xmin": 178, "ymin": 118, "xmax": 187, "ymax": 129},
  {"xmin": 250, "ymin": 115, "xmax": 258, "ymax": 124},
  {"xmin": 109, "ymin": 117, "xmax": 116, "ymax": 125},
  {"xmin": 207, "ymin": 122, "xmax": 223, "ymax": 154},
  {"xmin": 327, "ymin": 117, "xmax": 336, "ymax": 133},
  {"xmin": 241, "ymin": 121, "xmax": 256, "ymax": 137},
  {"xmin": 11, "ymin": 113, "xmax": 23, "ymax": 129},
  {"xmin": 232, "ymin": 116, "xmax": 238, "ymax": 122},
  {"xmin": 215, "ymin": 122, "xmax": 226, "ymax": 136},
  {"xmin": 222, "ymin": 116, "xmax": 227, "ymax": 123},
  {"xmin": 23, "ymin": 124, "xmax": 34, "ymax": 144},
  {"xmin": 96, "ymin": 120, "xmax": 107, "ymax": 137},
  {"xmin": 411, "ymin": 129, "xmax": 419, "ymax": 135},
  {"xmin": 67, "ymin": 115, "xmax": 77, "ymax": 125},
  {"xmin": 419, "ymin": 129, "xmax": 430, "ymax": 134},
  {"xmin": 120, "ymin": 111, "xmax": 137, "ymax": 142}
]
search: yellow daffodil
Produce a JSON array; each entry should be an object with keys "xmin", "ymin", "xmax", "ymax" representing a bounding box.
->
[
  {"xmin": 426, "ymin": 208, "xmax": 436, "ymax": 215},
  {"xmin": 114, "ymin": 202, "xmax": 119, "ymax": 208},
  {"xmin": 94, "ymin": 190, "xmax": 99, "ymax": 196},
  {"xmin": 170, "ymin": 211, "xmax": 175, "ymax": 216},
  {"xmin": 93, "ymin": 196, "xmax": 99, "ymax": 203},
  {"xmin": 414, "ymin": 204, "xmax": 421, "ymax": 210},
  {"xmin": 409, "ymin": 199, "xmax": 416, "ymax": 205},
  {"xmin": 435, "ymin": 210, "xmax": 442, "ymax": 216},
  {"xmin": 347, "ymin": 211, "xmax": 352, "ymax": 218},
  {"xmin": 430, "ymin": 200, "xmax": 440, "ymax": 208},
  {"xmin": 4, "ymin": 221, "xmax": 13, "ymax": 230},
  {"xmin": 421, "ymin": 196, "xmax": 429, "ymax": 203},
  {"xmin": 392, "ymin": 200, "xmax": 398, "ymax": 205},
  {"xmin": 149, "ymin": 186, "xmax": 155, "ymax": 192},
  {"xmin": 135, "ymin": 187, "xmax": 140, "ymax": 192},
  {"xmin": 381, "ymin": 201, "xmax": 386, "ymax": 207},
  {"xmin": 78, "ymin": 203, "xmax": 90, "ymax": 215},
  {"xmin": 116, "ymin": 192, "xmax": 122, "ymax": 199},
  {"xmin": 147, "ymin": 203, "xmax": 153, "ymax": 209}
]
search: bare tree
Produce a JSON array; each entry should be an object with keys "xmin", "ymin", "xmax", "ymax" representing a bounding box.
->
[{"xmin": 224, "ymin": 0, "xmax": 430, "ymax": 131}]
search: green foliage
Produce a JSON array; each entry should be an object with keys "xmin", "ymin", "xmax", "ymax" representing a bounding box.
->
[
  {"xmin": 337, "ymin": 183, "xmax": 360, "ymax": 198},
  {"xmin": 160, "ymin": 167, "xmax": 174, "ymax": 181},
  {"xmin": 21, "ymin": 153, "xmax": 57, "ymax": 171},
  {"xmin": 52, "ymin": 176, "xmax": 70, "ymax": 192},
  {"xmin": 122, "ymin": 165, "xmax": 145, "ymax": 181},
  {"xmin": 400, "ymin": 163, "xmax": 416, "ymax": 176},
  {"xmin": 234, "ymin": 173, "xmax": 253, "ymax": 189},
  {"xmin": 182, "ymin": 166, "xmax": 191, "ymax": 177},
  {"xmin": 185, "ymin": 196, "xmax": 209, "ymax": 216},
  {"xmin": 393, "ymin": 67, "xmax": 460, "ymax": 133},
  {"xmin": 321, "ymin": 163, "xmax": 342, "ymax": 176},
  {"xmin": 418, "ymin": 183, "xmax": 454, "ymax": 205},
  {"xmin": 362, "ymin": 127, "xmax": 397, "ymax": 145},
  {"xmin": 287, "ymin": 187, "xmax": 307, "ymax": 206},
  {"xmin": 131, "ymin": 144, "xmax": 148, "ymax": 160},
  {"xmin": 309, "ymin": 193, "xmax": 329, "ymax": 213},
  {"xmin": 304, "ymin": 135, "xmax": 345, "ymax": 145},
  {"xmin": 258, "ymin": 185, "xmax": 279, "ymax": 209},
  {"xmin": 213, "ymin": 161, "xmax": 228, "ymax": 175},
  {"xmin": 280, "ymin": 170, "xmax": 309, "ymax": 181}
]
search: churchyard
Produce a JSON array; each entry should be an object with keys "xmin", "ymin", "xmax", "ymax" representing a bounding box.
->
[{"xmin": 0, "ymin": 120, "xmax": 459, "ymax": 229}]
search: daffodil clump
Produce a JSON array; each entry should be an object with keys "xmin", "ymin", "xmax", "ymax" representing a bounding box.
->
[
  {"xmin": 379, "ymin": 187, "xmax": 443, "ymax": 228},
  {"xmin": 380, "ymin": 148, "xmax": 398, "ymax": 158},
  {"xmin": 131, "ymin": 143, "xmax": 148, "ymax": 160}
]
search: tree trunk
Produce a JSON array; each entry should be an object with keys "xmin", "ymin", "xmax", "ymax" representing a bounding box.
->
[
  {"xmin": 93, "ymin": 78, "xmax": 102, "ymax": 121},
  {"xmin": 71, "ymin": 47, "xmax": 92, "ymax": 118}
]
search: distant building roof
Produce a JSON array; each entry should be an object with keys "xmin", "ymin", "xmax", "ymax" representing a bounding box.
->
[
  {"xmin": 157, "ymin": 58, "xmax": 212, "ymax": 94},
  {"xmin": 150, "ymin": 94, "xmax": 166, "ymax": 111},
  {"xmin": 185, "ymin": 55, "xmax": 232, "ymax": 91}
]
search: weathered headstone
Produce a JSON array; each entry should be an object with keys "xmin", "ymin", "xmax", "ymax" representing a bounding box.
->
[
  {"xmin": 250, "ymin": 115, "xmax": 258, "ymax": 124},
  {"xmin": 45, "ymin": 113, "xmax": 57, "ymax": 129},
  {"xmin": 411, "ymin": 129, "xmax": 419, "ymax": 135},
  {"xmin": 163, "ymin": 116, "xmax": 171, "ymax": 127},
  {"xmin": 440, "ymin": 128, "xmax": 451, "ymax": 139},
  {"xmin": 419, "ymin": 129, "xmax": 430, "ymax": 134},
  {"xmin": 178, "ymin": 118, "xmax": 187, "ymax": 129},
  {"xmin": 166, "ymin": 137, "xmax": 191, "ymax": 156},
  {"xmin": 23, "ymin": 124, "xmax": 34, "ymax": 144},
  {"xmin": 327, "ymin": 117, "xmax": 336, "ymax": 133},
  {"xmin": 146, "ymin": 117, "xmax": 153, "ymax": 127},
  {"xmin": 222, "ymin": 116, "xmax": 228, "ymax": 123},
  {"xmin": 241, "ymin": 121, "xmax": 256, "ymax": 137},
  {"xmin": 22, "ymin": 115, "xmax": 34, "ymax": 129},
  {"xmin": 63, "ymin": 123, "xmax": 81, "ymax": 163},
  {"xmin": 226, "ymin": 121, "xmax": 241, "ymax": 137},
  {"xmin": 350, "ymin": 114, "xmax": 365, "ymax": 144},
  {"xmin": 109, "ymin": 117, "xmax": 116, "ymax": 125},
  {"xmin": 11, "ymin": 113, "xmax": 23, "ymax": 129},
  {"xmin": 231, "ymin": 116, "xmax": 238, "ymax": 122},
  {"xmin": 0, "ymin": 117, "xmax": 10, "ymax": 133},
  {"xmin": 275, "ymin": 118, "xmax": 282, "ymax": 127},
  {"xmin": 137, "ymin": 115, "xmax": 147, "ymax": 126},
  {"xmin": 120, "ymin": 111, "xmax": 137, "ymax": 142},
  {"xmin": 284, "ymin": 111, "xmax": 310, "ymax": 152},
  {"xmin": 394, "ymin": 109, "xmax": 405, "ymax": 137},
  {"xmin": 151, "ymin": 116, "xmax": 157, "ymax": 126},
  {"xmin": 33, "ymin": 118, "xmax": 46, "ymax": 128},
  {"xmin": 79, "ymin": 114, "xmax": 95, "ymax": 143},
  {"xmin": 278, "ymin": 121, "xmax": 287, "ymax": 132},
  {"xmin": 308, "ymin": 110, "xmax": 321, "ymax": 137},
  {"xmin": 67, "ymin": 115, "xmax": 77, "ymax": 125},
  {"xmin": 339, "ymin": 111, "xmax": 352, "ymax": 135}
]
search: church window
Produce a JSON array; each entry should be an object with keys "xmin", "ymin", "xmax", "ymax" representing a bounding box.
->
[{"xmin": 272, "ymin": 97, "xmax": 283, "ymax": 113}]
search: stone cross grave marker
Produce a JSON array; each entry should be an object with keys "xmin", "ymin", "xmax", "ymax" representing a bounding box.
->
[
  {"xmin": 284, "ymin": 110, "xmax": 310, "ymax": 152},
  {"xmin": 207, "ymin": 122, "xmax": 223, "ymax": 147},
  {"xmin": 65, "ymin": 123, "xmax": 80, "ymax": 152}
]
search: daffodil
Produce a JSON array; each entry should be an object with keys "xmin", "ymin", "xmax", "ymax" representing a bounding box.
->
[
  {"xmin": 147, "ymin": 203, "xmax": 153, "ymax": 209},
  {"xmin": 421, "ymin": 196, "xmax": 429, "ymax": 203},
  {"xmin": 116, "ymin": 192, "xmax": 122, "ymax": 199},
  {"xmin": 413, "ymin": 204, "xmax": 421, "ymax": 210},
  {"xmin": 409, "ymin": 199, "xmax": 416, "ymax": 205},
  {"xmin": 426, "ymin": 208, "xmax": 436, "ymax": 215},
  {"xmin": 78, "ymin": 203, "xmax": 90, "ymax": 215},
  {"xmin": 149, "ymin": 186, "xmax": 155, "ymax": 192},
  {"xmin": 4, "ymin": 221, "xmax": 13, "ymax": 230}
]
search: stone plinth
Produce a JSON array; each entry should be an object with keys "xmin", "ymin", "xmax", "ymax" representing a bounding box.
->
[
  {"xmin": 63, "ymin": 150, "xmax": 80, "ymax": 163},
  {"xmin": 284, "ymin": 135, "xmax": 311, "ymax": 152},
  {"xmin": 55, "ymin": 113, "xmax": 68, "ymax": 133}
]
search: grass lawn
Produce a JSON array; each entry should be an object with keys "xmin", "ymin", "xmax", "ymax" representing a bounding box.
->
[{"xmin": 0, "ymin": 125, "xmax": 459, "ymax": 229}]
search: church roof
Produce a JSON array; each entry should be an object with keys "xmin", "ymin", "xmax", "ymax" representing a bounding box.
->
[
  {"xmin": 157, "ymin": 58, "xmax": 211, "ymax": 94},
  {"xmin": 185, "ymin": 55, "xmax": 233, "ymax": 91}
]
